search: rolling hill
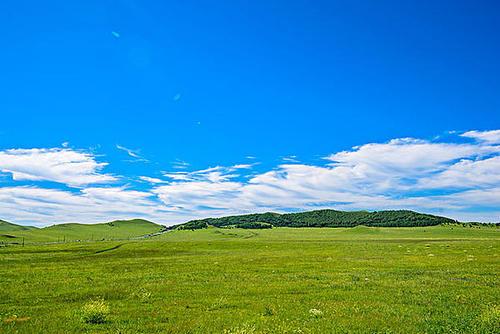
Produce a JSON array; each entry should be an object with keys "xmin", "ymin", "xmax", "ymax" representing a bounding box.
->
[
  {"xmin": 0, "ymin": 210, "xmax": 462, "ymax": 244},
  {"xmin": 0, "ymin": 219, "xmax": 165, "ymax": 243},
  {"xmin": 176, "ymin": 209, "xmax": 458, "ymax": 230},
  {"xmin": 0, "ymin": 219, "xmax": 38, "ymax": 232}
]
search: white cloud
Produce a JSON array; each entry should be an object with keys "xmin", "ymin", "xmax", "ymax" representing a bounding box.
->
[
  {"xmin": 1, "ymin": 131, "xmax": 500, "ymax": 226},
  {"xmin": 437, "ymin": 187, "xmax": 500, "ymax": 209},
  {"xmin": 162, "ymin": 172, "xmax": 192, "ymax": 181},
  {"xmin": 415, "ymin": 156, "xmax": 500, "ymax": 190},
  {"xmin": 163, "ymin": 165, "xmax": 246, "ymax": 183},
  {"xmin": 139, "ymin": 176, "xmax": 168, "ymax": 184},
  {"xmin": 231, "ymin": 164, "xmax": 254, "ymax": 170},
  {"xmin": 81, "ymin": 187, "xmax": 153, "ymax": 203},
  {"xmin": 0, "ymin": 186, "xmax": 163, "ymax": 226},
  {"xmin": 461, "ymin": 130, "xmax": 500, "ymax": 144},
  {"xmin": 327, "ymin": 138, "xmax": 482, "ymax": 174},
  {"xmin": 324, "ymin": 138, "xmax": 499, "ymax": 192},
  {"xmin": 153, "ymin": 134, "xmax": 500, "ymax": 222},
  {"xmin": 0, "ymin": 148, "xmax": 116, "ymax": 187},
  {"xmin": 154, "ymin": 181, "xmax": 242, "ymax": 211}
]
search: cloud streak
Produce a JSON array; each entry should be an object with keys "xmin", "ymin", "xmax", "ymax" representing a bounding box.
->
[
  {"xmin": 171, "ymin": 160, "xmax": 190, "ymax": 169},
  {"xmin": 116, "ymin": 145, "xmax": 148, "ymax": 162}
]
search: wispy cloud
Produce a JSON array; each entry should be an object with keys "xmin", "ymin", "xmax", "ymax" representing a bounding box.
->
[
  {"xmin": 162, "ymin": 171, "xmax": 192, "ymax": 181},
  {"xmin": 282, "ymin": 155, "xmax": 299, "ymax": 162},
  {"xmin": 116, "ymin": 144, "xmax": 148, "ymax": 162},
  {"xmin": 171, "ymin": 160, "xmax": 190, "ymax": 169},
  {"xmin": 163, "ymin": 164, "xmax": 254, "ymax": 183},
  {"xmin": 139, "ymin": 176, "xmax": 168, "ymax": 184},
  {"xmin": 231, "ymin": 164, "xmax": 254, "ymax": 170}
]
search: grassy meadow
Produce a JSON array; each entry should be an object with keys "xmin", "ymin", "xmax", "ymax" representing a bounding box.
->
[
  {"xmin": 1, "ymin": 225, "xmax": 499, "ymax": 333},
  {"xmin": 0, "ymin": 219, "xmax": 163, "ymax": 244}
]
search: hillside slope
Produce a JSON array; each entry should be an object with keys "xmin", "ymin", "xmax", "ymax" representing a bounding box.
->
[
  {"xmin": 0, "ymin": 219, "xmax": 38, "ymax": 232},
  {"xmin": 178, "ymin": 209, "xmax": 457, "ymax": 229},
  {"xmin": 0, "ymin": 219, "xmax": 164, "ymax": 243}
]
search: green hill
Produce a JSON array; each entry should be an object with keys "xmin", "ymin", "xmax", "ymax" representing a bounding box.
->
[
  {"xmin": 0, "ymin": 210, "xmax": 461, "ymax": 243},
  {"xmin": 177, "ymin": 209, "xmax": 457, "ymax": 230},
  {"xmin": 0, "ymin": 219, "xmax": 165, "ymax": 243},
  {"xmin": 0, "ymin": 219, "xmax": 38, "ymax": 232}
]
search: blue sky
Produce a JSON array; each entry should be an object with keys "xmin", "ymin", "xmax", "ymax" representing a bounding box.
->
[{"xmin": 0, "ymin": 1, "xmax": 499, "ymax": 226}]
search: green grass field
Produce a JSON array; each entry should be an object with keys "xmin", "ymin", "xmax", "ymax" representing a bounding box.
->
[
  {"xmin": 1, "ymin": 226, "xmax": 499, "ymax": 333},
  {"xmin": 0, "ymin": 219, "xmax": 163, "ymax": 244}
]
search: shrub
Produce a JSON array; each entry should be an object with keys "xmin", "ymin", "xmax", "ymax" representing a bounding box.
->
[
  {"xmin": 309, "ymin": 308, "xmax": 323, "ymax": 317},
  {"xmin": 81, "ymin": 297, "xmax": 110, "ymax": 324},
  {"xmin": 235, "ymin": 222, "xmax": 273, "ymax": 229},
  {"xmin": 263, "ymin": 305, "xmax": 275, "ymax": 316}
]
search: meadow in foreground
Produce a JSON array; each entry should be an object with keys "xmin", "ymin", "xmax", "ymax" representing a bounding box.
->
[{"xmin": 1, "ymin": 226, "xmax": 498, "ymax": 333}]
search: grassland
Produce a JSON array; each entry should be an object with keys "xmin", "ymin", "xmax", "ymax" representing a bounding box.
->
[
  {"xmin": 0, "ymin": 220, "xmax": 37, "ymax": 232},
  {"xmin": 0, "ymin": 219, "xmax": 163, "ymax": 244},
  {"xmin": 1, "ymin": 226, "xmax": 499, "ymax": 333}
]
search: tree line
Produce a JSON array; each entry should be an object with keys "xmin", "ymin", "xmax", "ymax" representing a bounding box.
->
[{"xmin": 176, "ymin": 209, "xmax": 458, "ymax": 230}]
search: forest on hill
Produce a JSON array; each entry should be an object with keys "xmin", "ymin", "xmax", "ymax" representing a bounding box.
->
[{"xmin": 177, "ymin": 209, "xmax": 458, "ymax": 230}]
